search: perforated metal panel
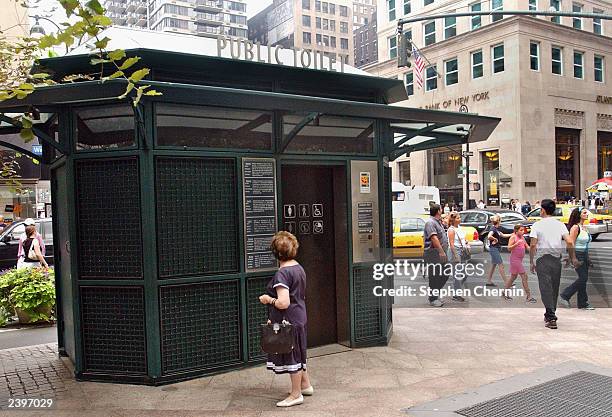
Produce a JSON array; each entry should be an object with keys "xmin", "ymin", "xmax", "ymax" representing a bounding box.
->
[
  {"xmin": 383, "ymin": 167, "xmax": 392, "ymax": 253},
  {"xmin": 246, "ymin": 276, "xmax": 270, "ymax": 360},
  {"xmin": 80, "ymin": 286, "xmax": 146, "ymax": 374},
  {"xmin": 160, "ymin": 281, "xmax": 241, "ymax": 373},
  {"xmin": 155, "ymin": 158, "xmax": 239, "ymax": 278},
  {"xmin": 75, "ymin": 158, "xmax": 143, "ymax": 279},
  {"xmin": 457, "ymin": 371, "xmax": 612, "ymax": 417},
  {"xmin": 353, "ymin": 266, "xmax": 382, "ymax": 341}
]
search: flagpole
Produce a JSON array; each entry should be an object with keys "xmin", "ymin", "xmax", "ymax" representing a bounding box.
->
[{"xmin": 411, "ymin": 42, "xmax": 442, "ymax": 78}]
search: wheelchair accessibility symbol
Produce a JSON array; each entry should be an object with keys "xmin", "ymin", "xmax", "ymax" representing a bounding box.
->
[{"xmin": 312, "ymin": 204, "xmax": 323, "ymax": 217}]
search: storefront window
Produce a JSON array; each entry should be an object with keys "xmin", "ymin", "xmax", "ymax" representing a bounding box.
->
[
  {"xmin": 431, "ymin": 146, "xmax": 462, "ymax": 206},
  {"xmin": 282, "ymin": 114, "xmax": 374, "ymax": 154},
  {"xmin": 75, "ymin": 104, "xmax": 135, "ymax": 151},
  {"xmin": 482, "ymin": 150, "xmax": 500, "ymax": 206},
  {"xmin": 556, "ymin": 128, "xmax": 580, "ymax": 201},
  {"xmin": 156, "ymin": 104, "xmax": 273, "ymax": 150},
  {"xmin": 598, "ymin": 131, "xmax": 612, "ymax": 179}
]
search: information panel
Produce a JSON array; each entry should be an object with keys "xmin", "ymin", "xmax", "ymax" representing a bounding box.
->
[{"xmin": 243, "ymin": 158, "xmax": 278, "ymax": 272}]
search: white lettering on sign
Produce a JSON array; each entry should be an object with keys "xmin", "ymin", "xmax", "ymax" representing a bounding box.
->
[{"xmin": 217, "ymin": 35, "xmax": 348, "ymax": 73}]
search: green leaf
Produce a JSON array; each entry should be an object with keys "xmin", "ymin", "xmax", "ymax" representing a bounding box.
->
[
  {"xmin": 86, "ymin": 0, "xmax": 105, "ymax": 14},
  {"xmin": 128, "ymin": 68, "xmax": 149, "ymax": 83},
  {"xmin": 38, "ymin": 35, "xmax": 57, "ymax": 49},
  {"xmin": 90, "ymin": 58, "xmax": 110, "ymax": 65},
  {"xmin": 21, "ymin": 118, "xmax": 33, "ymax": 129},
  {"xmin": 108, "ymin": 49, "xmax": 126, "ymax": 61},
  {"xmin": 19, "ymin": 128, "xmax": 34, "ymax": 141},
  {"xmin": 144, "ymin": 89, "xmax": 162, "ymax": 96},
  {"xmin": 119, "ymin": 56, "xmax": 140, "ymax": 70},
  {"xmin": 94, "ymin": 15, "xmax": 113, "ymax": 26},
  {"xmin": 94, "ymin": 36, "xmax": 111, "ymax": 50},
  {"xmin": 31, "ymin": 73, "xmax": 50, "ymax": 79},
  {"xmin": 18, "ymin": 83, "xmax": 34, "ymax": 90},
  {"xmin": 118, "ymin": 83, "xmax": 135, "ymax": 99},
  {"xmin": 102, "ymin": 70, "xmax": 124, "ymax": 83}
]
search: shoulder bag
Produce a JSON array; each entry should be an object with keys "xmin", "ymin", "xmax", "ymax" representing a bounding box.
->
[
  {"xmin": 260, "ymin": 320, "xmax": 294, "ymax": 354},
  {"xmin": 458, "ymin": 231, "xmax": 471, "ymax": 262}
]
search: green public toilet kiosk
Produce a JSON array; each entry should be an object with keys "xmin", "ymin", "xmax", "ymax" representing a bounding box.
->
[{"xmin": 0, "ymin": 28, "xmax": 499, "ymax": 384}]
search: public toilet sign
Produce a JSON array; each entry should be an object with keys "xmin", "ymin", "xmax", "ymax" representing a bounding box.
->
[{"xmin": 217, "ymin": 35, "xmax": 348, "ymax": 73}]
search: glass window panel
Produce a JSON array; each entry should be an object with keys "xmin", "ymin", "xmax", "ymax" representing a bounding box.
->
[
  {"xmin": 75, "ymin": 105, "xmax": 135, "ymax": 151},
  {"xmin": 156, "ymin": 104, "xmax": 272, "ymax": 150},
  {"xmin": 471, "ymin": 2, "xmax": 481, "ymax": 29}
]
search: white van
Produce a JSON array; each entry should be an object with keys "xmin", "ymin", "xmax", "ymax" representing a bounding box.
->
[{"xmin": 392, "ymin": 182, "xmax": 440, "ymax": 217}]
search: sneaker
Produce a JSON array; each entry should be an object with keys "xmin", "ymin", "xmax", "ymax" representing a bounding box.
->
[
  {"xmin": 559, "ymin": 296, "xmax": 571, "ymax": 308},
  {"xmin": 579, "ymin": 305, "xmax": 595, "ymax": 311},
  {"xmin": 429, "ymin": 299, "xmax": 444, "ymax": 307},
  {"xmin": 452, "ymin": 296, "xmax": 466, "ymax": 302},
  {"xmin": 277, "ymin": 395, "xmax": 304, "ymax": 407},
  {"xmin": 545, "ymin": 320, "xmax": 558, "ymax": 329},
  {"xmin": 526, "ymin": 297, "xmax": 537, "ymax": 304}
]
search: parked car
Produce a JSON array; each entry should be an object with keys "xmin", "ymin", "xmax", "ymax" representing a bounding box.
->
[
  {"xmin": 0, "ymin": 218, "xmax": 54, "ymax": 270},
  {"xmin": 393, "ymin": 216, "xmax": 482, "ymax": 258},
  {"xmin": 459, "ymin": 209, "xmax": 534, "ymax": 251},
  {"xmin": 526, "ymin": 204, "xmax": 612, "ymax": 241}
]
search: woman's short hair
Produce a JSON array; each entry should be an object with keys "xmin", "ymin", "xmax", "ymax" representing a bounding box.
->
[
  {"xmin": 25, "ymin": 225, "xmax": 36, "ymax": 238},
  {"xmin": 270, "ymin": 231, "xmax": 299, "ymax": 261},
  {"xmin": 449, "ymin": 212, "xmax": 460, "ymax": 224},
  {"xmin": 491, "ymin": 215, "xmax": 501, "ymax": 225}
]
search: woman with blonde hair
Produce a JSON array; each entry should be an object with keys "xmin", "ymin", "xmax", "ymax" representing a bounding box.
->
[
  {"xmin": 259, "ymin": 231, "xmax": 312, "ymax": 407},
  {"xmin": 447, "ymin": 212, "xmax": 469, "ymax": 302}
]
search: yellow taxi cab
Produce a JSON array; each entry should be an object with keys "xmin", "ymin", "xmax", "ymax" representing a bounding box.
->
[
  {"xmin": 526, "ymin": 204, "xmax": 612, "ymax": 240},
  {"xmin": 393, "ymin": 216, "xmax": 482, "ymax": 258}
]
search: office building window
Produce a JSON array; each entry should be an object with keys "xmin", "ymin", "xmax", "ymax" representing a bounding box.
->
[
  {"xmin": 340, "ymin": 21, "xmax": 348, "ymax": 33},
  {"xmin": 594, "ymin": 55, "xmax": 604, "ymax": 82},
  {"xmin": 330, "ymin": 20, "xmax": 336, "ymax": 31},
  {"xmin": 405, "ymin": 72, "xmax": 414, "ymax": 96},
  {"xmin": 388, "ymin": 0, "xmax": 396, "ymax": 20},
  {"xmin": 556, "ymin": 128, "xmax": 580, "ymax": 201},
  {"xmin": 550, "ymin": 0, "xmax": 560, "ymax": 24},
  {"xmin": 444, "ymin": 15, "xmax": 456, "ymax": 39},
  {"xmin": 389, "ymin": 36, "xmax": 397, "ymax": 59},
  {"xmin": 472, "ymin": 50, "xmax": 483, "ymax": 78},
  {"xmin": 424, "ymin": 0, "xmax": 434, "ymax": 5},
  {"xmin": 323, "ymin": 18, "xmax": 329, "ymax": 30},
  {"xmin": 573, "ymin": 51, "xmax": 584, "ymax": 79},
  {"xmin": 492, "ymin": 0, "xmax": 503, "ymax": 22},
  {"xmin": 445, "ymin": 58, "xmax": 458, "ymax": 85},
  {"xmin": 323, "ymin": 35, "xmax": 330, "ymax": 46},
  {"xmin": 529, "ymin": 0, "xmax": 537, "ymax": 10},
  {"xmin": 598, "ymin": 132, "xmax": 612, "ymax": 178},
  {"xmin": 322, "ymin": 1, "xmax": 328, "ymax": 13},
  {"xmin": 492, "ymin": 44, "xmax": 504, "ymax": 73},
  {"xmin": 316, "ymin": 17, "xmax": 321, "ymax": 28},
  {"xmin": 426, "ymin": 65, "xmax": 437, "ymax": 91},
  {"xmin": 316, "ymin": 34, "xmax": 322, "ymax": 45},
  {"xmin": 424, "ymin": 21, "xmax": 435, "ymax": 46},
  {"xmin": 340, "ymin": 5, "xmax": 348, "ymax": 16},
  {"xmin": 315, "ymin": 0, "xmax": 321, "ymax": 11},
  {"xmin": 530, "ymin": 41, "xmax": 540, "ymax": 71},
  {"xmin": 329, "ymin": 3, "xmax": 335, "ymax": 14},
  {"xmin": 552, "ymin": 46, "xmax": 563, "ymax": 75},
  {"xmin": 303, "ymin": 31, "xmax": 312, "ymax": 44},
  {"xmin": 331, "ymin": 36, "xmax": 336, "ymax": 47},
  {"xmin": 471, "ymin": 2, "xmax": 481, "ymax": 29},
  {"xmin": 341, "ymin": 38, "xmax": 349, "ymax": 49},
  {"xmin": 302, "ymin": 15, "xmax": 311, "ymax": 27},
  {"xmin": 302, "ymin": 0, "xmax": 310, "ymax": 9},
  {"xmin": 573, "ymin": 3, "xmax": 582, "ymax": 29},
  {"xmin": 404, "ymin": 0, "xmax": 411, "ymax": 15},
  {"xmin": 593, "ymin": 9, "xmax": 603, "ymax": 35}
]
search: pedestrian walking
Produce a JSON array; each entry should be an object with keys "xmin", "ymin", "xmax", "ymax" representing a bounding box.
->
[
  {"xmin": 259, "ymin": 231, "xmax": 312, "ymax": 407},
  {"xmin": 485, "ymin": 215, "xmax": 509, "ymax": 287},
  {"xmin": 423, "ymin": 204, "xmax": 449, "ymax": 307},
  {"xmin": 504, "ymin": 224, "xmax": 536, "ymax": 303},
  {"xmin": 447, "ymin": 212, "xmax": 469, "ymax": 302},
  {"xmin": 522, "ymin": 201, "xmax": 532, "ymax": 215},
  {"xmin": 514, "ymin": 200, "xmax": 523, "ymax": 213},
  {"xmin": 560, "ymin": 208, "xmax": 595, "ymax": 311},
  {"xmin": 443, "ymin": 203, "xmax": 451, "ymax": 214},
  {"xmin": 17, "ymin": 225, "xmax": 49, "ymax": 269},
  {"xmin": 17, "ymin": 218, "xmax": 45, "ymax": 267},
  {"xmin": 529, "ymin": 199, "xmax": 580, "ymax": 329},
  {"xmin": 477, "ymin": 200, "xmax": 486, "ymax": 209}
]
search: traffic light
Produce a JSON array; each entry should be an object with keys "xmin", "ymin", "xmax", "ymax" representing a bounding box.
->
[{"xmin": 397, "ymin": 31, "xmax": 412, "ymax": 68}]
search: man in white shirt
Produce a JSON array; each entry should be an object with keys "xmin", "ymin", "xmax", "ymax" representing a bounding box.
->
[{"xmin": 529, "ymin": 199, "xmax": 579, "ymax": 329}]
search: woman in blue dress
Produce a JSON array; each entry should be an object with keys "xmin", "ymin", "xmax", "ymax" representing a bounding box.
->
[{"xmin": 259, "ymin": 231, "xmax": 312, "ymax": 407}]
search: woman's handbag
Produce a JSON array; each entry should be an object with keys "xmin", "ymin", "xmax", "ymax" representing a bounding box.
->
[
  {"xmin": 260, "ymin": 320, "xmax": 294, "ymax": 354},
  {"xmin": 458, "ymin": 232, "xmax": 471, "ymax": 262}
]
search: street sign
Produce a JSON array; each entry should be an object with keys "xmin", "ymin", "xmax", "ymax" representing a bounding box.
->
[
  {"xmin": 463, "ymin": 151, "xmax": 474, "ymax": 157},
  {"xmin": 469, "ymin": 169, "xmax": 477, "ymax": 174}
]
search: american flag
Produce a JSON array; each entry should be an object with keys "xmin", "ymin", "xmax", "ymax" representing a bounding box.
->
[{"xmin": 412, "ymin": 44, "xmax": 425, "ymax": 89}]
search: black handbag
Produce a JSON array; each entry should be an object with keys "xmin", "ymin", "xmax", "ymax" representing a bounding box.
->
[{"xmin": 260, "ymin": 320, "xmax": 294, "ymax": 354}]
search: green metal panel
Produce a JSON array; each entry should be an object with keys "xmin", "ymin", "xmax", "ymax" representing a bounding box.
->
[
  {"xmin": 246, "ymin": 276, "xmax": 271, "ymax": 360},
  {"xmin": 74, "ymin": 158, "xmax": 144, "ymax": 279},
  {"xmin": 154, "ymin": 157, "xmax": 239, "ymax": 278},
  {"xmin": 353, "ymin": 264, "xmax": 382, "ymax": 342},
  {"xmin": 80, "ymin": 286, "xmax": 147, "ymax": 374},
  {"xmin": 159, "ymin": 280, "xmax": 241, "ymax": 374}
]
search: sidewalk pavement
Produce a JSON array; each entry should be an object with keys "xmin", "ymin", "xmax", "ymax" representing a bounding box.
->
[{"xmin": 1, "ymin": 307, "xmax": 612, "ymax": 417}]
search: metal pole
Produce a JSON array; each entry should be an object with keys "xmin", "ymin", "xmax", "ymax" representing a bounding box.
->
[
  {"xmin": 465, "ymin": 141, "xmax": 470, "ymax": 210},
  {"xmin": 397, "ymin": 10, "xmax": 611, "ymax": 29}
]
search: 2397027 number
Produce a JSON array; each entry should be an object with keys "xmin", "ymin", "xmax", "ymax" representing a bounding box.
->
[{"xmin": 7, "ymin": 398, "xmax": 53, "ymax": 408}]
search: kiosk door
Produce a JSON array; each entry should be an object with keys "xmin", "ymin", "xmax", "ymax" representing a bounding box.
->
[{"xmin": 281, "ymin": 165, "xmax": 342, "ymax": 347}]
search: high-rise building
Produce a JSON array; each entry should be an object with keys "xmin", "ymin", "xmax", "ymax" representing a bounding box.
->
[
  {"xmin": 103, "ymin": 0, "xmax": 248, "ymax": 38},
  {"xmin": 248, "ymin": 0, "xmax": 355, "ymax": 66},
  {"xmin": 352, "ymin": 0, "xmax": 376, "ymax": 28},
  {"xmin": 367, "ymin": 0, "xmax": 611, "ymax": 207},
  {"xmin": 353, "ymin": 10, "xmax": 377, "ymax": 67}
]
